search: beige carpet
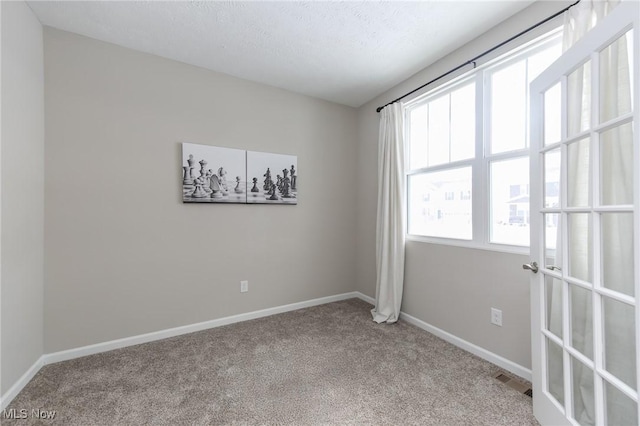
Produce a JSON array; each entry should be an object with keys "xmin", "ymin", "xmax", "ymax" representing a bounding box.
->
[{"xmin": 4, "ymin": 298, "xmax": 538, "ymax": 425}]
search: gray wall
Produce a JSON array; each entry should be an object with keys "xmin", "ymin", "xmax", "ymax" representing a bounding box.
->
[
  {"xmin": 355, "ymin": 1, "xmax": 572, "ymax": 369},
  {"xmin": 1, "ymin": 1, "xmax": 45, "ymax": 395},
  {"xmin": 43, "ymin": 28, "xmax": 357, "ymax": 353}
]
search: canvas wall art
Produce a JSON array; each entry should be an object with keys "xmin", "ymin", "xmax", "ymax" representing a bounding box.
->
[
  {"xmin": 246, "ymin": 150, "xmax": 298, "ymax": 204},
  {"xmin": 182, "ymin": 143, "xmax": 247, "ymax": 203}
]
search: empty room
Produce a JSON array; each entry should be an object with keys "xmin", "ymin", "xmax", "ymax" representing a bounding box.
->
[{"xmin": 1, "ymin": 0, "xmax": 638, "ymax": 424}]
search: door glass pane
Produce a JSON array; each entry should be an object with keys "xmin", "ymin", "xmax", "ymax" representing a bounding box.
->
[
  {"xmin": 570, "ymin": 284, "xmax": 593, "ymax": 360},
  {"xmin": 567, "ymin": 138, "xmax": 591, "ymax": 208},
  {"xmin": 409, "ymin": 105, "xmax": 428, "ymax": 170},
  {"xmin": 490, "ymin": 157, "xmax": 529, "ymax": 246},
  {"xmin": 568, "ymin": 60, "xmax": 592, "ymax": 136},
  {"xmin": 450, "ymin": 83, "xmax": 475, "ymax": 162},
  {"xmin": 601, "ymin": 122, "xmax": 633, "ymax": 206},
  {"xmin": 547, "ymin": 337, "xmax": 565, "ymax": 407},
  {"xmin": 491, "ymin": 60, "xmax": 526, "ymax": 153},
  {"xmin": 605, "ymin": 381, "xmax": 638, "ymax": 426},
  {"xmin": 602, "ymin": 213, "xmax": 635, "ymax": 297},
  {"xmin": 568, "ymin": 213, "xmax": 592, "ymax": 283},
  {"xmin": 545, "ymin": 276, "xmax": 563, "ymax": 338},
  {"xmin": 544, "ymin": 149, "xmax": 561, "ymax": 208},
  {"xmin": 544, "ymin": 83, "xmax": 562, "ymax": 145},
  {"xmin": 407, "ymin": 168, "xmax": 472, "ymax": 240},
  {"xmin": 600, "ymin": 30, "xmax": 634, "ymax": 123},
  {"xmin": 571, "ymin": 357, "xmax": 595, "ymax": 426},
  {"xmin": 603, "ymin": 297, "xmax": 637, "ymax": 390},
  {"xmin": 544, "ymin": 213, "xmax": 560, "ymax": 269},
  {"xmin": 428, "ymin": 95, "xmax": 450, "ymax": 167}
]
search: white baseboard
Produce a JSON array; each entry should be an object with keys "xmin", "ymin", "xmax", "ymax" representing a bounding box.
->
[
  {"xmin": 0, "ymin": 355, "xmax": 45, "ymax": 410},
  {"xmin": 399, "ymin": 311, "xmax": 532, "ymax": 382},
  {"xmin": 1, "ymin": 290, "xmax": 530, "ymax": 410},
  {"xmin": 353, "ymin": 291, "xmax": 530, "ymax": 380},
  {"xmin": 354, "ymin": 291, "xmax": 375, "ymax": 305},
  {"xmin": 44, "ymin": 292, "xmax": 362, "ymax": 365}
]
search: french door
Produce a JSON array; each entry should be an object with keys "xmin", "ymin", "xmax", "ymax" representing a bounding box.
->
[{"xmin": 528, "ymin": 1, "xmax": 639, "ymax": 425}]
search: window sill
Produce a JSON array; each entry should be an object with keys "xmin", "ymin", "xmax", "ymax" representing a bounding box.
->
[{"xmin": 405, "ymin": 234, "xmax": 530, "ymax": 256}]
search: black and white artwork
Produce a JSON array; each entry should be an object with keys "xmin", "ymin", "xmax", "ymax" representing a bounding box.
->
[
  {"xmin": 182, "ymin": 143, "xmax": 247, "ymax": 203},
  {"xmin": 246, "ymin": 150, "xmax": 298, "ymax": 204}
]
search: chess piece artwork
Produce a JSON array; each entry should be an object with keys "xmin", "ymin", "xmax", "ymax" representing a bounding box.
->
[
  {"xmin": 234, "ymin": 176, "xmax": 244, "ymax": 194},
  {"xmin": 182, "ymin": 166, "xmax": 191, "ymax": 185},
  {"xmin": 182, "ymin": 142, "xmax": 248, "ymax": 204},
  {"xmin": 218, "ymin": 167, "xmax": 229, "ymax": 195},
  {"xmin": 204, "ymin": 169, "xmax": 213, "ymax": 193},
  {"xmin": 244, "ymin": 150, "xmax": 297, "ymax": 204},
  {"xmin": 251, "ymin": 177, "xmax": 259, "ymax": 193},
  {"xmin": 198, "ymin": 159, "xmax": 208, "ymax": 180},
  {"xmin": 290, "ymin": 165, "xmax": 297, "ymax": 190},
  {"xmin": 209, "ymin": 174, "xmax": 223, "ymax": 199},
  {"xmin": 268, "ymin": 185, "xmax": 279, "ymax": 200},
  {"xmin": 281, "ymin": 169, "xmax": 292, "ymax": 198},
  {"xmin": 182, "ymin": 144, "xmax": 297, "ymax": 204},
  {"xmin": 263, "ymin": 168, "xmax": 272, "ymax": 191},
  {"xmin": 191, "ymin": 176, "xmax": 208, "ymax": 198},
  {"xmin": 183, "ymin": 154, "xmax": 195, "ymax": 185}
]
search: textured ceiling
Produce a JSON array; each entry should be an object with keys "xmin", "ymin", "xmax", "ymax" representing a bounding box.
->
[{"xmin": 27, "ymin": 1, "xmax": 535, "ymax": 108}]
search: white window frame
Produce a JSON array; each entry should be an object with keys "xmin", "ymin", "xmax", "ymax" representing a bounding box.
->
[{"xmin": 404, "ymin": 28, "xmax": 563, "ymax": 255}]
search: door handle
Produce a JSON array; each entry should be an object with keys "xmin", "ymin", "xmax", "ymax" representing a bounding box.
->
[{"xmin": 523, "ymin": 261, "xmax": 539, "ymax": 273}]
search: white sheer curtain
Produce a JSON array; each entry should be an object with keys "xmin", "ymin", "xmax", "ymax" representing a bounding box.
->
[
  {"xmin": 549, "ymin": 1, "xmax": 635, "ymax": 424},
  {"xmin": 371, "ymin": 103, "xmax": 406, "ymax": 324}
]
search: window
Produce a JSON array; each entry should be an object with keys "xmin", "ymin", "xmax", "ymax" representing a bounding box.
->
[
  {"xmin": 406, "ymin": 30, "xmax": 562, "ymax": 249},
  {"xmin": 408, "ymin": 167, "xmax": 472, "ymax": 240}
]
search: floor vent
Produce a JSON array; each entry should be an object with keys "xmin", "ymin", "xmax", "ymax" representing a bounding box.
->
[
  {"xmin": 495, "ymin": 373, "xmax": 511, "ymax": 383},
  {"xmin": 493, "ymin": 371, "xmax": 533, "ymax": 397}
]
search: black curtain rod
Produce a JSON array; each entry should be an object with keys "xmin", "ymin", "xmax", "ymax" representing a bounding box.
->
[{"xmin": 376, "ymin": 0, "xmax": 580, "ymax": 113}]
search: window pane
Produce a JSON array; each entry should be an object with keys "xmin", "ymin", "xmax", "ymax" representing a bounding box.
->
[
  {"xmin": 450, "ymin": 83, "xmax": 475, "ymax": 162},
  {"xmin": 600, "ymin": 30, "xmax": 633, "ymax": 123},
  {"xmin": 601, "ymin": 213, "xmax": 634, "ymax": 297},
  {"xmin": 409, "ymin": 105, "xmax": 428, "ymax": 170},
  {"xmin": 544, "ymin": 213, "xmax": 560, "ymax": 269},
  {"xmin": 603, "ymin": 297, "xmax": 637, "ymax": 390},
  {"xmin": 408, "ymin": 167, "xmax": 472, "ymax": 240},
  {"xmin": 570, "ymin": 284, "xmax": 593, "ymax": 360},
  {"xmin": 545, "ymin": 275, "xmax": 563, "ymax": 339},
  {"xmin": 547, "ymin": 337, "xmax": 565, "ymax": 407},
  {"xmin": 568, "ymin": 213, "xmax": 592, "ymax": 283},
  {"xmin": 491, "ymin": 60, "xmax": 527, "ymax": 153},
  {"xmin": 568, "ymin": 60, "xmax": 591, "ymax": 136},
  {"xmin": 490, "ymin": 157, "xmax": 529, "ymax": 246},
  {"xmin": 544, "ymin": 83, "xmax": 562, "ymax": 145},
  {"xmin": 544, "ymin": 149, "xmax": 561, "ymax": 208},
  {"xmin": 567, "ymin": 137, "xmax": 590, "ymax": 208},
  {"xmin": 601, "ymin": 122, "xmax": 633, "ymax": 206},
  {"xmin": 427, "ymin": 95, "xmax": 450, "ymax": 167},
  {"xmin": 605, "ymin": 381, "xmax": 638, "ymax": 426},
  {"xmin": 571, "ymin": 357, "xmax": 595, "ymax": 426}
]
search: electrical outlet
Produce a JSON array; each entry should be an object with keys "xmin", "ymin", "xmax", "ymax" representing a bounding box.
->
[
  {"xmin": 240, "ymin": 280, "xmax": 248, "ymax": 293},
  {"xmin": 491, "ymin": 308, "xmax": 502, "ymax": 326}
]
